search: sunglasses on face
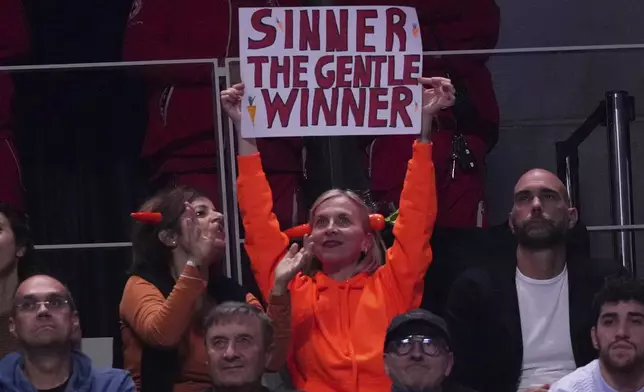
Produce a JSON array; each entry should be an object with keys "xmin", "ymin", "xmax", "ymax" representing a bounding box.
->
[{"xmin": 388, "ymin": 335, "xmax": 449, "ymax": 357}]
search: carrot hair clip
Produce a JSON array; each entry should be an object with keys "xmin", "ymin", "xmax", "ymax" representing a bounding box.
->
[
  {"xmin": 284, "ymin": 214, "xmax": 386, "ymax": 239},
  {"xmin": 130, "ymin": 212, "xmax": 163, "ymax": 224}
]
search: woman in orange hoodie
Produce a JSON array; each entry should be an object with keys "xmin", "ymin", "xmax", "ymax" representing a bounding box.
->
[{"xmin": 221, "ymin": 78, "xmax": 454, "ymax": 392}]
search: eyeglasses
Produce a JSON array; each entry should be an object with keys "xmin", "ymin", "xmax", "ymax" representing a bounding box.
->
[
  {"xmin": 15, "ymin": 296, "xmax": 70, "ymax": 313},
  {"xmin": 388, "ymin": 335, "xmax": 449, "ymax": 357}
]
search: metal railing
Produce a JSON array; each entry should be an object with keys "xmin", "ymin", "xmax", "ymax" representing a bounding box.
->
[
  {"xmin": 0, "ymin": 43, "xmax": 640, "ymax": 281},
  {"xmin": 556, "ymin": 91, "xmax": 637, "ymax": 275}
]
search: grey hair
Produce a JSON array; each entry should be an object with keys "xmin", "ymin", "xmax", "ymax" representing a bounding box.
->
[{"xmin": 203, "ymin": 302, "xmax": 274, "ymax": 348}]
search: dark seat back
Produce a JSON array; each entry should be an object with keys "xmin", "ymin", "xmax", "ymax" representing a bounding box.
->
[{"xmin": 420, "ymin": 221, "xmax": 590, "ymax": 316}]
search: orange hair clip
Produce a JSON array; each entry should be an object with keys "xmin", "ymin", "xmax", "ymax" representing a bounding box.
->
[
  {"xmin": 130, "ymin": 212, "xmax": 163, "ymax": 224},
  {"xmin": 284, "ymin": 214, "xmax": 385, "ymax": 238}
]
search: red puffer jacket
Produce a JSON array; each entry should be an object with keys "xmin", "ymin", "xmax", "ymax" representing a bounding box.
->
[
  {"xmin": 350, "ymin": 0, "xmax": 501, "ymax": 227},
  {"xmin": 0, "ymin": 0, "xmax": 29, "ymax": 139},
  {"xmin": 122, "ymin": 0, "xmax": 305, "ymax": 178},
  {"xmin": 0, "ymin": 0, "xmax": 29, "ymax": 212}
]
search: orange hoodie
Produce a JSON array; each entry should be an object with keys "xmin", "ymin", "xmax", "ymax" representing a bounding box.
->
[{"xmin": 237, "ymin": 140, "xmax": 437, "ymax": 392}]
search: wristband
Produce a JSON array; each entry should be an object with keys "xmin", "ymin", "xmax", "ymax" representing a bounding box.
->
[{"xmin": 186, "ymin": 260, "xmax": 202, "ymax": 271}]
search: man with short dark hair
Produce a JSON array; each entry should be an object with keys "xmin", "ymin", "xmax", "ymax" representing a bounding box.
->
[
  {"xmin": 202, "ymin": 302, "xmax": 298, "ymax": 392},
  {"xmin": 446, "ymin": 169, "xmax": 625, "ymax": 392},
  {"xmin": 0, "ymin": 275, "xmax": 135, "ymax": 392},
  {"xmin": 550, "ymin": 277, "xmax": 644, "ymax": 392},
  {"xmin": 384, "ymin": 309, "xmax": 476, "ymax": 392}
]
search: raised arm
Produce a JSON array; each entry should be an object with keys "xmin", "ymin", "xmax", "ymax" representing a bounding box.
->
[
  {"xmin": 377, "ymin": 78, "xmax": 455, "ymax": 309},
  {"xmin": 120, "ymin": 265, "xmax": 207, "ymax": 347},
  {"xmin": 120, "ymin": 205, "xmax": 222, "ymax": 347},
  {"xmin": 221, "ymin": 83, "xmax": 290, "ymax": 298}
]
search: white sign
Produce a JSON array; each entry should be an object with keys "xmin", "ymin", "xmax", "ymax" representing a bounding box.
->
[{"xmin": 238, "ymin": 6, "xmax": 423, "ymax": 138}]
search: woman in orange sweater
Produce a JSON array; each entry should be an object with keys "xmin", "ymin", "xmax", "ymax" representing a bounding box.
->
[
  {"xmin": 220, "ymin": 78, "xmax": 454, "ymax": 392},
  {"xmin": 119, "ymin": 186, "xmax": 301, "ymax": 392}
]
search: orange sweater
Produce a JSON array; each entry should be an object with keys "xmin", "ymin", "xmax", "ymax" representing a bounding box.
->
[
  {"xmin": 119, "ymin": 264, "xmax": 291, "ymax": 392},
  {"xmin": 237, "ymin": 140, "xmax": 437, "ymax": 392}
]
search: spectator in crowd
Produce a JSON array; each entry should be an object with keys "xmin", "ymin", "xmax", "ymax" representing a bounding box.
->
[
  {"xmin": 202, "ymin": 302, "xmax": 300, "ymax": 392},
  {"xmin": 0, "ymin": 0, "xmax": 29, "ymax": 213},
  {"xmin": 299, "ymin": 0, "xmax": 500, "ymax": 228},
  {"xmin": 220, "ymin": 77, "xmax": 453, "ymax": 392},
  {"xmin": 550, "ymin": 277, "xmax": 644, "ymax": 392},
  {"xmin": 0, "ymin": 275, "xmax": 135, "ymax": 392},
  {"xmin": 120, "ymin": 186, "xmax": 294, "ymax": 392},
  {"xmin": 384, "ymin": 309, "xmax": 476, "ymax": 392},
  {"xmin": 359, "ymin": 0, "xmax": 500, "ymax": 229},
  {"xmin": 0, "ymin": 203, "xmax": 33, "ymax": 359},
  {"xmin": 122, "ymin": 0, "xmax": 306, "ymax": 228},
  {"xmin": 446, "ymin": 169, "xmax": 625, "ymax": 392}
]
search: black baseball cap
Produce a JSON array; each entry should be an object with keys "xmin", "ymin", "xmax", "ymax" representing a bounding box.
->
[{"xmin": 384, "ymin": 309, "xmax": 451, "ymax": 351}]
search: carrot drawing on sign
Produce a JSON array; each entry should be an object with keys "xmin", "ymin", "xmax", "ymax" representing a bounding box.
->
[
  {"xmin": 276, "ymin": 18, "xmax": 283, "ymax": 32},
  {"xmin": 247, "ymin": 96, "xmax": 257, "ymax": 126},
  {"xmin": 414, "ymin": 101, "xmax": 419, "ymax": 112},
  {"xmin": 412, "ymin": 23, "xmax": 420, "ymax": 38}
]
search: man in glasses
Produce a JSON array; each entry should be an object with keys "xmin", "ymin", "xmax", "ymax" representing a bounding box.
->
[
  {"xmin": 383, "ymin": 309, "xmax": 476, "ymax": 392},
  {"xmin": 0, "ymin": 275, "xmax": 135, "ymax": 391}
]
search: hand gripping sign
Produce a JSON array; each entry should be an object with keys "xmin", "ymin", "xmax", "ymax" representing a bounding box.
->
[{"xmin": 239, "ymin": 6, "xmax": 423, "ymax": 138}]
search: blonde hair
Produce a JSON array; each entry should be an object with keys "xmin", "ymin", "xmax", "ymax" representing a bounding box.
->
[{"xmin": 305, "ymin": 189, "xmax": 386, "ymax": 276}]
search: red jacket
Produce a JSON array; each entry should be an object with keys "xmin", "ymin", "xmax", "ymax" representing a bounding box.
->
[
  {"xmin": 352, "ymin": 0, "xmax": 500, "ymax": 227},
  {"xmin": 122, "ymin": 0, "xmax": 304, "ymax": 177},
  {"xmin": 0, "ymin": 0, "xmax": 30, "ymax": 139},
  {"xmin": 334, "ymin": 0, "xmax": 500, "ymax": 142}
]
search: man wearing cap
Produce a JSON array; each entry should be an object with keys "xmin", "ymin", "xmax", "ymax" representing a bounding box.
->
[{"xmin": 384, "ymin": 309, "xmax": 476, "ymax": 392}]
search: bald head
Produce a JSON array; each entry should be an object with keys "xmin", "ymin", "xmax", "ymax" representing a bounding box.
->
[
  {"xmin": 514, "ymin": 169, "xmax": 570, "ymax": 206},
  {"xmin": 16, "ymin": 275, "xmax": 67, "ymax": 297},
  {"xmin": 10, "ymin": 275, "xmax": 80, "ymax": 351},
  {"xmin": 510, "ymin": 169, "xmax": 577, "ymax": 250}
]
